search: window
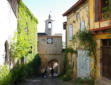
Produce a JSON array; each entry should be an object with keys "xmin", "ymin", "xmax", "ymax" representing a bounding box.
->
[
  {"xmin": 80, "ymin": 21, "xmax": 85, "ymax": 31},
  {"xmin": 48, "ymin": 22, "xmax": 52, "ymax": 29},
  {"xmin": 47, "ymin": 38, "xmax": 53, "ymax": 44},
  {"xmin": 5, "ymin": 40, "xmax": 9, "ymax": 64},
  {"xmin": 69, "ymin": 25, "xmax": 72, "ymax": 40},
  {"xmin": 76, "ymin": 12, "xmax": 80, "ymax": 21},
  {"xmin": 24, "ymin": 27, "xmax": 28, "ymax": 35},
  {"xmin": 95, "ymin": 0, "xmax": 111, "ymax": 20},
  {"xmin": 95, "ymin": 0, "xmax": 99, "ymax": 21},
  {"xmin": 102, "ymin": 39, "xmax": 111, "ymax": 46},
  {"xmin": 21, "ymin": 57, "xmax": 24, "ymax": 64},
  {"xmin": 68, "ymin": 24, "xmax": 73, "ymax": 40},
  {"xmin": 102, "ymin": 0, "xmax": 111, "ymax": 19}
]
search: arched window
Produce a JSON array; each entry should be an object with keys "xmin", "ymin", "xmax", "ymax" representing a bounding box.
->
[
  {"xmin": 48, "ymin": 22, "xmax": 52, "ymax": 29},
  {"xmin": 5, "ymin": 40, "xmax": 9, "ymax": 64}
]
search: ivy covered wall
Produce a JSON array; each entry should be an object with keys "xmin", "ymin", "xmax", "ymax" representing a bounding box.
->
[{"xmin": 17, "ymin": 0, "xmax": 38, "ymax": 62}]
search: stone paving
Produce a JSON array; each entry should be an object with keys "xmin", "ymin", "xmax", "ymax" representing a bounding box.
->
[{"xmin": 19, "ymin": 78, "xmax": 75, "ymax": 85}]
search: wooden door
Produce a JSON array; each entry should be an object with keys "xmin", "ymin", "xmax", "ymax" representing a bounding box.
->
[{"xmin": 101, "ymin": 39, "xmax": 111, "ymax": 79}]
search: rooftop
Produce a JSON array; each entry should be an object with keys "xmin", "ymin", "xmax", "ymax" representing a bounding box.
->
[{"xmin": 63, "ymin": 0, "xmax": 86, "ymax": 16}]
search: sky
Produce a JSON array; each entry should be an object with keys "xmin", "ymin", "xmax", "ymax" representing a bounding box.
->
[{"xmin": 22, "ymin": 0, "xmax": 78, "ymax": 42}]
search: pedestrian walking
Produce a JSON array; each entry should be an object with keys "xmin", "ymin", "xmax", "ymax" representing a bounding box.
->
[
  {"xmin": 41, "ymin": 68, "xmax": 45, "ymax": 78},
  {"xmin": 51, "ymin": 68, "xmax": 54, "ymax": 78}
]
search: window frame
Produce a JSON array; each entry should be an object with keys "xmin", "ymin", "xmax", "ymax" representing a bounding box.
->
[
  {"xmin": 47, "ymin": 38, "xmax": 53, "ymax": 44},
  {"xmin": 68, "ymin": 24, "xmax": 73, "ymax": 41},
  {"xmin": 48, "ymin": 22, "xmax": 52, "ymax": 29},
  {"xmin": 95, "ymin": 0, "xmax": 111, "ymax": 21},
  {"xmin": 80, "ymin": 21, "xmax": 85, "ymax": 31}
]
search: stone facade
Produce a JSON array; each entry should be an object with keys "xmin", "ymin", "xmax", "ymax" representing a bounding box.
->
[
  {"xmin": 63, "ymin": 0, "xmax": 89, "ymax": 78},
  {"xmin": 89, "ymin": 0, "xmax": 111, "ymax": 84},
  {"xmin": 38, "ymin": 15, "xmax": 63, "ymax": 74},
  {"xmin": 45, "ymin": 15, "xmax": 53, "ymax": 36},
  {"xmin": 38, "ymin": 35, "xmax": 63, "ymax": 73},
  {"xmin": 64, "ymin": 0, "xmax": 111, "ymax": 84}
]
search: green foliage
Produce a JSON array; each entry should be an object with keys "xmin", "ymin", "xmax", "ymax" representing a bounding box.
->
[
  {"xmin": 73, "ymin": 30, "xmax": 97, "ymax": 79},
  {"xmin": 27, "ymin": 54, "xmax": 41, "ymax": 77},
  {"xmin": 63, "ymin": 55, "xmax": 68, "ymax": 74},
  {"xmin": 74, "ymin": 78, "xmax": 95, "ymax": 85},
  {"xmin": 73, "ymin": 30, "xmax": 96, "ymax": 56},
  {"xmin": 62, "ymin": 68, "xmax": 73, "ymax": 81},
  {"xmin": 10, "ymin": 0, "xmax": 38, "ymax": 60},
  {"xmin": 61, "ymin": 54, "xmax": 73, "ymax": 81},
  {"xmin": 10, "ymin": 33, "xmax": 30, "ymax": 59},
  {"xmin": 18, "ymin": 0, "xmax": 38, "ymax": 23},
  {"xmin": 18, "ymin": 0, "xmax": 38, "ymax": 57},
  {"xmin": 0, "ymin": 65, "xmax": 13, "ymax": 85},
  {"xmin": 0, "ymin": 0, "xmax": 39, "ymax": 85},
  {"xmin": 0, "ymin": 54, "xmax": 41, "ymax": 85},
  {"xmin": 65, "ymin": 47, "xmax": 77, "ymax": 55},
  {"xmin": 102, "ymin": 0, "xmax": 111, "ymax": 19},
  {"xmin": 11, "ymin": 64, "xmax": 27, "ymax": 84}
]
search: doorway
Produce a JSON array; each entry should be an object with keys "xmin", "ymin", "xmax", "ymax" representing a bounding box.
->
[{"xmin": 101, "ymin": 39, "xmax": 111, "ymax": 79}]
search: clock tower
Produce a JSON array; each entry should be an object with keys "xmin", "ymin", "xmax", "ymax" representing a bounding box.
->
[{"xmin": 45, "ymin": 14, "xmax": 53, "ymax": 35}]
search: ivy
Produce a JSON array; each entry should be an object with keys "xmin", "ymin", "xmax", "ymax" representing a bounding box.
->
[
  {"xmin": 10, "ymin": 0, "xmax": 38, "ymax": 61},
  {"xmin": 65, "ymin": 47, "xmax": 77, "ymax": 55},
  {"xmin": 73, "ymin": 30, "xmax": 96, "ymax": 56},
  {"xmin": 72, "ymin": 30, "xmax": 97, "ymax": 79},
  {"xmin": 10, "ymin": 32, "xmax": 30, "ymax": 59}
]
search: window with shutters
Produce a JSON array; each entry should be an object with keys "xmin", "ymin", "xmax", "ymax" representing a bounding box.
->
[
  {"xmin": 95, "ymin": 0, "xmax": 99, "ymax": 21},
  {"xmin": 95, "ymin": 0, "xmax": 111, "ymax": 21},
  {"xmin": 68, "ymin": 24, "xmax": 73, "ymax": 40},
  {"xmin": 102, "ymin": 0, "xmax": 111, "ymax": 19}
]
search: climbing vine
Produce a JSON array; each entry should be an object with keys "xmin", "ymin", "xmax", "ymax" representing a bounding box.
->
[
  {"xmin": 10, "ymin": 0, "xmax": 38, "ymax": 62},
  {"xmin": 72, "ymin": 30, "xmax": 97, "ymax": 79},
  {"xmin": 65, "ymin": 47, "xmax": 77, "ymax": 55}
]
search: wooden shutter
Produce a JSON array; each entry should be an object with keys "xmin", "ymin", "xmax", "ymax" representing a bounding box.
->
[{"xmin": 95, "ymin": 0, "xmax": 99, "ymax": 21}]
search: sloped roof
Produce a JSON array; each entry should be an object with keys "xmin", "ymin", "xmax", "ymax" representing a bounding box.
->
[
  {"xmin": 38, "ymin": 33, "xmax": 47, "ymax": 36},
  {"xmin": 63, "ymin": 0, "xmax": 86, "ymax": 16}
]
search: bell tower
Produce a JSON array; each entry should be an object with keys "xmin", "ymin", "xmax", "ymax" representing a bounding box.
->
[{"xmin": 45, "ymin": 14, "xmax": 53, "ymax": 35}]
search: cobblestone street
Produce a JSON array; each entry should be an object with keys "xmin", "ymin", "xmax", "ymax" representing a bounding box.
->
[{"xmin": 19, "ymin": 78, "xmax": 74, "ymax": 85}]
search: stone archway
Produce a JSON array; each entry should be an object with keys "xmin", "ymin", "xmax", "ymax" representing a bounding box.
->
[
  {"xmin": 40, "ymin": 54, "xmax": 64, "ymax": 76},
  {"xmin": 48, "ymin": 59, "xmax": 60, "ymax": 76}
]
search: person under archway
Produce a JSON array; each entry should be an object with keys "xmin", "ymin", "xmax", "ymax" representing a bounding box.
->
[{"xmin": 51, "ymin": 67, "xmax": 54, "ymax": 78}]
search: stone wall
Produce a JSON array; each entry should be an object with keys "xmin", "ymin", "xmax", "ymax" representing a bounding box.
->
[
  {"xmin": 38, "ymin": 35, "xmax": 64, "ymax": 73},
  {"xmin": 38, "ymin": 36, "xmax": 62, "ymax": 54}
]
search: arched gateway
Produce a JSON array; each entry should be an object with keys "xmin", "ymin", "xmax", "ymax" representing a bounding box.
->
[{"xmin": 38, "ymin": 14, "xmax": 64, "ymax": 75}]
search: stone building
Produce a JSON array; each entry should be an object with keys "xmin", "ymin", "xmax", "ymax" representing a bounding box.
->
[
  {"xmin": 89, "ymin": 0, "xmax": 111, "ymax": 85},
  {"xmin": 63, "ymin": 0, "xmax": 89, "ymax": 79},
  {"xmin": 63, "ymin": 0, "xmax": 111, "ymax": 84},
  {"xmin": 38, "ymin": 15, "xmax": 63, "ymax": 74}
]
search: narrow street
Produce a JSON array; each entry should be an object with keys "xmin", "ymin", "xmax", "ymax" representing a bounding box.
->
[{"xmin": 19, "ymin": 78, "xmax": 74, "ymax": 85}]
